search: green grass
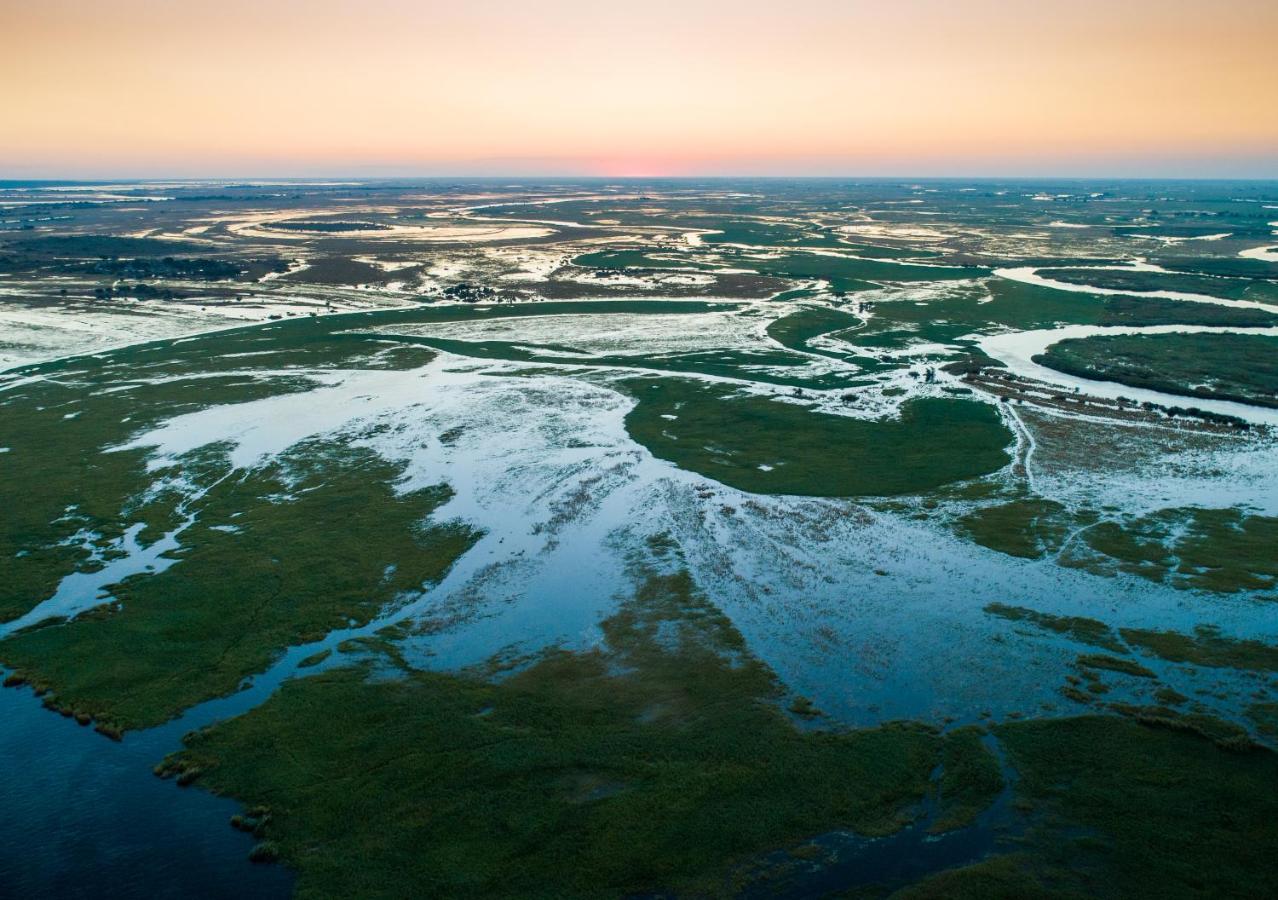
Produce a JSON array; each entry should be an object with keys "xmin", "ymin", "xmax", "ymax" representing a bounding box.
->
[
  {"xmin": 0, "ymin": 443, "xmax": 479, "ymax": 731},
  {"xmin": 398, "ymin": 335, "xmax": 868, "ymax": 390},
  {"xmin": 1076, "ymin": 507, "xmax": 1278, "ymax": 593},
  {"xmin": 1119, "ymin": 625, "xmax": 1278, "ymax": 673},
  {"xmin": 1036, "ymin": 267, "xmax": 1278, "ymax": 304},
  {"xmin": 1154, "ymin": 257, "xmax": 1278, "ymax": 280},
  {"xmin": 983, "ymin": 603, "xmax": 1126, "ymax": 653},
  {"xmin": 992, "ymin": 716, "xmax": 1278, "ymax": 898},
  {"xmin": 765, "ymin": 306, "xmax": 863, "ymax": 359},
  {"xmin": 891, "ymin": 855, "xmax": 1075, "ymax": 899},
  {"xmin": 1099, "ymin": 295, "xmax": 1278, "ymax": 327},
  {"xmin": 930, "ymin": 727, "xmax": 1004, "ymax": 833},
  {"xmin": 743, "ymin": 251, "xmax": 988, "ymax": 292},
  {"xmin": 0, "ymin": 372, "xmax": 322, "ymax": 624},
  {"xmin": 1075, "ymin": 654, "xmax": 1156, "ymax": 679},
  {"xmin": 622, "ymin": 378, "xmax": 1012, "ymax": 497},
  {"xmin": 839, "ymin": 280, "xmax": 1104, "ymax": 353},
  {"xmin": 166, "ymin": 569, "xmax": 961, "ymax": 899},
  {"xmin": 1247, "ymin": 702, "xmax": 1278, "ymax": 737},
  {"xmin": 571, "ymin": 248, "xmax": 719, "ymax": 271},
  {"xmin": 957, "ymin": 499, "xmax": 1073, "ymax": 559},
  {"xmin": 1036, "ymin": 332, "xmax": 1278, "ymax": 409}
]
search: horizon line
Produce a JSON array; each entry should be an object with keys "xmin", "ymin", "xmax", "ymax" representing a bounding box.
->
[{"xmin": 4, "ymin": 173, "xmax": 1278, "ymax": 183}]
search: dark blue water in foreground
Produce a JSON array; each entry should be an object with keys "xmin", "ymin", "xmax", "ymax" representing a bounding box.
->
[
  {"xmin": 0, "ymin": 682, "xmax": 292, "ymax": 899},
  {"xmin": 740, "ymin": 735, "xmax": 1024, "ymax": 897}
]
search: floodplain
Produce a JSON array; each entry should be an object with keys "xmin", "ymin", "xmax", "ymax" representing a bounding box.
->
[{"xmin": 2, "ymin": 177, "xmax": 1278, "ymax": 898}]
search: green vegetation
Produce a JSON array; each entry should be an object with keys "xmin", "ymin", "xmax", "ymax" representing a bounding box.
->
[
  {"xmin": 9, "ymin": 183, "xmax": 1278, "ymax": 897},
  {"xmin": 164, "ymin": 569, "xmax": 975, "ymax": 899},
  {"xmin": 1248, "ymin": 703, "xmax": 1278, "ymax": 737},
  {"xmin": 765, "ymin": 306, "xmax": 863, "ymax": 358},
  {"xmin": 990, "ymin": 716, "xmax": 1278, "ymax": 898},
  {"xmin": 930, "ymin": 727, "xmax": 1004, "ymax": 833},
  {"xmin": 957, "ymin": 499, "xmax": 1073, "ymax": 559},
  {"xmin": 622, "ymin": 378, "xmax": 1011, "ymax": 497},
  {"xmin": 698, "ymin": 220, "xmax": 843, "ymax": 247},
  {"xmin": 400, "ymin": 334, "xmax": 866, "ymax": 390},
  {"xmin": 1037, "ymin": 332, "xmax": 1278, "ymax": 409},
  {"xmin": 1076, "ymin": 507, "xmax": 1278, "ymax": 593},
  {"xmin": 983, "ymin": 603, "xmax": 1125, "ymax": 653},
  {"xmin": 0, "ymin": 316, "xmax": 458, "ymax": 627},
  {"xmin": 269, "ymin": 221, "xmax": 391, "ymax": 233},
  {"xmin": 0, "ymin": 372, "xmax": 321, "ymax": 624},
  {"xmin": 1099, "ymin": 295, "xmax": 1278, "ymax": 327},
  {"xmin": 0, "ymin": 443, "xmax": 479, "ymax": 730},
  {"xmin": 1075, "ymin": 654, "xmax": 1155, "ymax": 679},
  {"xmin": 891, "ymin": 855, "xmax": 1067, "ymax": 899},
  {"xmin": 1120, "ymin": 625, "xmax": 1278, "ymax": 673},
  {"xmin": 743, "ymin": 251, "xmax": 988, "ymax": 294},
  {"xmin": 1036, "ymin": 267, "xmax": 1278, "ymax": 304},
  {"xmin": 839, "ymin": 280, "xmax": 1104, "ymax": 353},
  {"xmin": 572, "ymin": 248, "xmax": 719, "ymax": 271},
  {"xmin": 1154, "ymin": 257, "xmax": 1278, "ymax": 280}
]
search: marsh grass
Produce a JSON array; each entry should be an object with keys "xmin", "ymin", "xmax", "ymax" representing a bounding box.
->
[
  {"xmin": 957, "ymin": 500, "xmax": 1074, "ymax": 560},
  {"xmin": 167, "ymin": 569, "xmax": 987, "ymax": 898},
  {"xmin": 623, "ymin": 378, "xmax": 1011, "ymax": 497},
  {"xmin": 983, "ymin": 603, "xmax": 1125, "ymax": 654},
  {"xmin": 1036, "ymin": 332, "xmax": 1278, "ymax": 410},
  {"xmin": 0, "ymin": 443, "xmax": 479, "ymax": 731},
  {"xmin": 1076, "ymin": 507, "xmax": 1278, "ymax": 593}
]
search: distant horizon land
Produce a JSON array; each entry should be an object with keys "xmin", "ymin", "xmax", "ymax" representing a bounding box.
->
[{"xmin": 3, "ymin": 172, "xmax": 1277, "ymax": 185}]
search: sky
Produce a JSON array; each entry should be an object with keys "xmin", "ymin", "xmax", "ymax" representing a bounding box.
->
[{"xmin": 2, "ymin": 0, "xmax": 1276, "ymax": 179}]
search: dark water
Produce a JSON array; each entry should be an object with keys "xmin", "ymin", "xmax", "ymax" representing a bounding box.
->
[
  {"xmin": 739, "ymin": 734, "xmax": 1025, "ymax": 897},
  {"xmin": 0, "ymin": 681, "xmax": 293, "ymax": 900}
]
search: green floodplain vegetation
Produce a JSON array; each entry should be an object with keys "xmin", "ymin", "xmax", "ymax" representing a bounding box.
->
[
  {"xmin": 1036, "ymin": 332, "xmax": 1278, "ymax": 409},
  {"xmin": 985, "ymin": 602, "xmax": 1278, "ymax": 676},
  {"xmin": 1, "ymin": 296, "xmax": 1276, "ymax": 896},
  {"xmin": 958, "ymin": 500, "xmax": 1278, "ymax": 594},
  {"xmin": 2, "ymin": 442, "xmax": 478, "ymax": 732},
  {"xmin": 162, "ymin": 565, "xmax": 1278, "ymax": 900},
  {"xmin": 570, "ymin": 246, "xmax": 985, "ymax": 296},
  {"xmin": 1036, "ymin": 267, "xmax": 1278, "ymax": 305},
  {"xmin": 622, "ymin": 378, "xmax": 1012, "ymax": 497},
  {"xmin": 5, "ymin": 179, "xmax": 1278, "ymax": 897}
]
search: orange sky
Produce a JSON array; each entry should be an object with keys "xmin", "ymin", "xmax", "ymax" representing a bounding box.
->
[{"xmin": 2, "ymin": 0, "xmax": 1276, "ymax": 177}]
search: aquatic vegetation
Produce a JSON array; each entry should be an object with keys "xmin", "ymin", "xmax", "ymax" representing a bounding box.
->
[
  {"xmin": 891, "ymin": 854, "xmax": 1061, "ymax": 899},
  {"xmin": 0, "ymin": 444, "xmax": 479, "ymax": 730},
  {"xmin": 165, "ymin": 570, "xmax": 969, "ymax": 898},
  {"xmin": 982, "ymin": 603, "xmax": 1125, "ymax": 653},
  {"xmin": 957, "ymin": 499, "xmax": 1073, "ymax": 559},
  {"xmin": 1098, "ymin": 295, "xmax": 1278, "ymax": 327},
  {"xmin": 0, "ymin": 372, "xmax": 323, "ymax": 624},
  {"xmin": 765, "ymin": 306, "xmax": 863, "ymax": 358},
  {"xmin": 1036, "ymin": 332, "xmax": 1278, "ymax": 409},
  {"xmin": 929, "ymin": 727, "xmax": 1004, "ymax": 834},
  {"xmin": 985, "ymin": 716, "xmax": 1278, "ymax": 898},
  {"xmin": 1074, "ymin": 507, "xmax": 1278, "ymax": 593},
  {"xmin": 1074, "ymin": 654, "xmax": 1156, "ymax": 679},
  {"xmin": 622, "ymin": 378, "xmax": 1012, "ymax": 497},
  {"xmin": 1120, "ymin": 625, "xmax": 1278, "ymax": 673},
  {"xmin": 1036, "ymin": 268, "xmax": 1278, "ymax": 304},
  {"xmin": 1248, "ymin": 703, "xmax": 1278, "ymax": 737},
  {"xmin": 740, "ymin": 250, "xmax": 989, "ymax": 292}
]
